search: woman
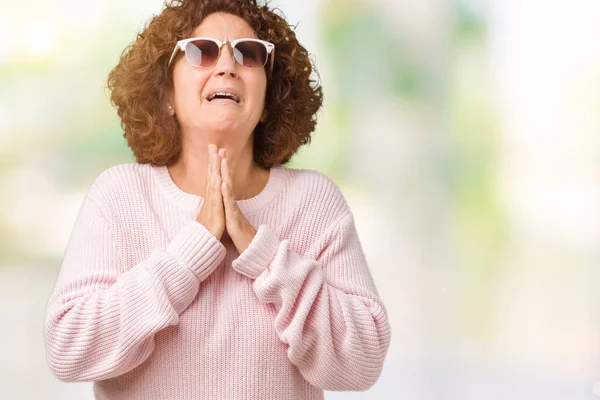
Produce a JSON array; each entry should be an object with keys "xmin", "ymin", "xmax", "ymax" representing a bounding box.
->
[{"xmin": 44, "ymin": 0, "xmax": 391, "ymax": 399}]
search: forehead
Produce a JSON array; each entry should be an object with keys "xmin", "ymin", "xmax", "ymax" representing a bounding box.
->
[{"xmin": 191, "ymin": 12, "xmax": 257, "ymax": 39}]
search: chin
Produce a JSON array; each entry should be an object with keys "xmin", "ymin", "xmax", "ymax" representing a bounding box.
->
[
  {"xmin": 198, "ymin": 118, "xmax": 242, "ymax": 135},
  {"xmin": 213, "ymin": 118, "xmax": 239, "ymax": 131}
]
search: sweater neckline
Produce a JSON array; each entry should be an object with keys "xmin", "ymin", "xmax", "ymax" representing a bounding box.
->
[{"xmin": 151, "ymin": 163, "xmax": 286, "ymax": 214}]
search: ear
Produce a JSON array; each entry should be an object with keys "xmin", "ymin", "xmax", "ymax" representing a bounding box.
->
[{"xmin": 167, "ymin": 102, "xmax": 175, "ymax": 116}]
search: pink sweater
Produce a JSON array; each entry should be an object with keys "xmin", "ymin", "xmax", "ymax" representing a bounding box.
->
[{"xmin": 44, "ymin": 162, "xmax": 391, "ymax": 399}]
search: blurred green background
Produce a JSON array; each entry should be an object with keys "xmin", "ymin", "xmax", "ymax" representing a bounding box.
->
[{"xmin": 1, "ymin": 0, "xmax": 599, "ymax": 398}]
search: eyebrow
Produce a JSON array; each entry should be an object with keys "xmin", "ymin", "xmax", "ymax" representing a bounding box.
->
[{"xmin": 188, "ymin": 32, "xmax": 260, "ymax": 40}]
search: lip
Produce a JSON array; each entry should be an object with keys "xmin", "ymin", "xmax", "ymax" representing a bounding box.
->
[{"xmin": 205, "ymin": 87, "xmax": 242, "ymax": 104}]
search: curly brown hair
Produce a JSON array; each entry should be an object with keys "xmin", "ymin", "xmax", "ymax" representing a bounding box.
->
[{"xmin": 106, "ymin": 0, "xmax": 323, "ymax": 168}]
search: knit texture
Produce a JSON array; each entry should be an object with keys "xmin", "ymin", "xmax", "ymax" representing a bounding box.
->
[{"xmin": 44, "ymin": 162, "xmax": 392, "ymax": 400}]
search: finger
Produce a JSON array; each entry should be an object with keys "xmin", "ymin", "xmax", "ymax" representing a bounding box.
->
[
  {"xmin": 213, "ymin": 151, "xmax": 222, "ymax": 183},
  {"xmin": 212, "ymin": 174, "xmax": 223, "ymax": 217},
  {"xmin": 207, "ymin": 150, "xmax": 216, "ymax": 196},
  {"xmin": 212, "ymin": 154, "xmax": 221, "ymax": 192},
  {"xmin": 218, "ymin": 148, "xmax": 227, "ymax": 197},
  {"xmin": 221, "ymin": 157, "xmax": 237, "ymax": 211},
  {"xmin": 212, "ymin": 154, "xmax": 223, "ymax": 213},
  {"xmin": 221, "ymin": 180, "xmax": 230, "ymax": 211},
  {"xmin": 220, "ymin": 156, "xmax": 230, "ymax": 196},
  {"xmin": 221, "ymin": 179, "xmax": 233, "ymax": 214}
]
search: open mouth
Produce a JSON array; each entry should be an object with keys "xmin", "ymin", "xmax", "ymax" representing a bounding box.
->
[{"xmin": 206, "ymin": 92, "xmax": 240, "ymax": 104}]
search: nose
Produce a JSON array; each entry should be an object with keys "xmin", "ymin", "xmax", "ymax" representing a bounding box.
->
[{"xmin": 213, "ymin": 42, "xmax": 238, "ymax": 78}]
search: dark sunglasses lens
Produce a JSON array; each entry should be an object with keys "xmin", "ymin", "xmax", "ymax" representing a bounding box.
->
[
  {"xmin": 186, "ymin": 40, "xmax": 219, "ymax": 67},
  {"xmin": 233, "ymin": 41, "xmax": 267, "ymax": 67}
]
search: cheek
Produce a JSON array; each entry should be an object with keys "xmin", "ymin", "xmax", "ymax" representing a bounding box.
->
[
  {"xmin": 250, "ymin": 75, "xmax": 268, "ymax": 107},
  {"xmin": 173, "ymin": 68, "xmax": 207, "ymax": 104}
]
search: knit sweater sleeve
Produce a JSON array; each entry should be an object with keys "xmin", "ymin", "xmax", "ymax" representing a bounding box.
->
[
  {"xmin": 44, "ymin": 189, "xmax": 226, "ymax": 382},
  {"xmin": 231, "ymin": 211, "xmax": 392, "ymax": 392}
]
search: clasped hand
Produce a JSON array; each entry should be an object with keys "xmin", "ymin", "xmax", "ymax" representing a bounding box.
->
[{"xmin": 195, "ymin": 144, "xmax": 257, "ymax": 255}]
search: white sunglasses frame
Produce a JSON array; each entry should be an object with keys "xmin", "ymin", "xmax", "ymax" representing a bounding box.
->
[{"xmin": 168, "ymin": 37, "xmax": 275, "ymax": 76}]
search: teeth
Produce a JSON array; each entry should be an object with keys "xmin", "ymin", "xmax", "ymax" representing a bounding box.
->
[{"xmin": 207, "ymin": 92, "xmax": 240, "ymax": 103}]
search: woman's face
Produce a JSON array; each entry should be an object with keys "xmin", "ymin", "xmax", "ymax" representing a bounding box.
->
[{"xmin": 170, "ymin": 12, "xmax": 267, "ymax": 140}]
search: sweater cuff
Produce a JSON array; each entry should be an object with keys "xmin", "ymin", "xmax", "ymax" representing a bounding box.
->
[
  {"xmin": 167, "ymin": 220, "xmax": 226, "ymax": 281},
  {"xmin": 231, "ymin": 224, "xmax": 280, "ymax": 279}
]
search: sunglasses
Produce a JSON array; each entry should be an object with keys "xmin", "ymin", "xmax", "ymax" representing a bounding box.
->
[{"xmin": 168, "ymin": 37, "xmax": 275, "ymax": 72}]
